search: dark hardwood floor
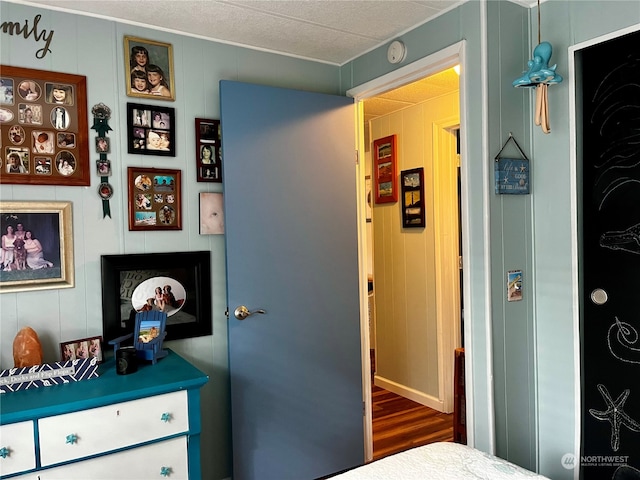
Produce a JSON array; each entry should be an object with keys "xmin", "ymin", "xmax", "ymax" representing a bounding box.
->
[{"xmin": 372, "ymin": 384, "xmax": 454, "ymax": 460}]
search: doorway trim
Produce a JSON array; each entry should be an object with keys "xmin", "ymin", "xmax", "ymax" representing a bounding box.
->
[{"xmin": 347, "ymin": 40, "xmax": 470, "ymax": 461}]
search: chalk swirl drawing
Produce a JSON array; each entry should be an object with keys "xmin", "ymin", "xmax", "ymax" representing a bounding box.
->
[
  {"xmin": 589, "ymin": 384, "xmax": 640, "ymax": 452},
  {"xmin": 589, "ymin": 54, "xmax": 640, "ymax": 211},
  {"xmin": 607, "ymin": 316, "xmax": 640, "ymax": 364},
  {"xmin": 612, "ymin": 465, "xmax": 640, "ymax": 480},
  {"xmin": 600, "ymin": 223, "xmax": 640, "ymax": 254}
]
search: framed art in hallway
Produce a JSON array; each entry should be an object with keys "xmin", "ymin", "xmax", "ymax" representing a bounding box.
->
[
  {"xmin": 400, "ymin": 167, "xmax": 425, "ymax": 228},
  {"xmin": 124, "ymin": 36, "xmax": 175, "ymax": 101},
  {"xmin": 0, "ymin": 201, "xmax": 74, "ymax": 293},
  {"xmin": 373, "ymin": 134, "xmax": 397, "ymax": 204}
]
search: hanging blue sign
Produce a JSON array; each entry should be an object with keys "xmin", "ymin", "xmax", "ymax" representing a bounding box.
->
[{"xmin": 495, "ymin": 158, "xmax": 529, "ymax": 194}]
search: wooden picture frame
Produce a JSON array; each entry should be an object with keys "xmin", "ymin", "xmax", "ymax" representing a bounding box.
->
[
  {"xmin": 373, "ymin": 135, "xmax": 398, "ymax": 204},
  {"xmin": 401, "ymin": 167, "xmax": 425, "ymax": 228},
  {"xmin": 0, "ymin": 201, "xmax": 74, "ymax": 293},
  {"xmin": 195, "ymin": 118, "xmax": 222, "ymax": 182},
  {"xmin": 124, "ymin": 36, "xmax": 175, "ymax": 101},
  {"xmin": 100, "ymin": 251, "xmax": 212, "ymax": 343},
  {"xmin": 0, "ymin": 66, "xmax": 89, "ymax": 186},
  {"xmin": 60, "ymin": 335, "xmax": 103, "ymax": 363},
  {"xmin": 127, "ymin": 167, "xmax": 182, "ymax": 231},
  {"xmin": 126, "ymin": 103, "xmax": 175, "ymax": 156}
]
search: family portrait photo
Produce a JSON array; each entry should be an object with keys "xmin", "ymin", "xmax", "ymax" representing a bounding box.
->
[
  {"xmin": 0, "ymin": 201, "xmax": 74, "ymax": 293},
  {"xmin": 125, "ymin": 36, "xmax": 175, "ymax": 101}
]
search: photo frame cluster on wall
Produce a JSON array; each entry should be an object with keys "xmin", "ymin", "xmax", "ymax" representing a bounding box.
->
[
  {"xmin": 195, "ymin": 118, "xmax": 222, "ymax": 182},
  {"xmin": 126, "ymin": 103, "xmax": 175, "ymax": 156},
  {"xmin": 370, "ymin": 136, "xmax": 427, "ymax": 229},
  {"xmin": 0, "ymin": 66, "xmax": 90, "ymax": 186},
  {"xmin": 127, "ymin": 167, "xmax": 182, "ymax": 231}
]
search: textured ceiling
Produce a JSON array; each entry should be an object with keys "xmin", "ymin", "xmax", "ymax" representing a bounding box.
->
[
  {"xmin": 12, "ymin": 0, "xmax": 465, "ymax": 65},
  {"xmin": 9, "ymin": 0, "xmax": 460, "ymax": 121},
  {"xmin": 363, "ymin": 67, "xmax": 459, "ymax": 122}
]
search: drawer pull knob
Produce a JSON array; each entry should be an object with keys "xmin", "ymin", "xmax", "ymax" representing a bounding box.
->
[
  {"xmin": 161, "ymin": 412, "xmax": 172, "ymax": 423},
  {"xmin": 0, "ymin": 447, "xmax": 10, "ymax": 458},
  {"xmin": 160, "ymin": 466, "xmax": 173, "ymax": 477},
  {"xmin": 65, "ymin": 434, "xmax": 78, "ymax": 445}
]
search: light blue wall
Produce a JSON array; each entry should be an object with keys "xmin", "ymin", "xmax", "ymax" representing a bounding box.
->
[{"xmin": 0, "ymin": 3, "xmax": 339, "ymax": 479}]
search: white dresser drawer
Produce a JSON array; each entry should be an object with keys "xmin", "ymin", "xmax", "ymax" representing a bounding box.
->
[
  {"xmin": 0, "ymin": 421, "xmax": 36, "ymax": 476},
  {"xmin": 38, "ymin": 390, "xmax": 188, "ymax": 467},
  {"xmin": 35, "ymin": 436, "xmax": 188, "ymax": 480}
]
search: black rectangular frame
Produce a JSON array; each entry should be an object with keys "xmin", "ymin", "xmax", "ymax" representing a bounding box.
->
[
  {"xmin": 126, "ymin": 102, "xmax": 175, "ymax": 156},
  {"xmin": 400, "ymin": 167, "xmax": 425, "ymax": 228},
  {"xmin": 100, "ymin": 251, "xmax": 212, "ymax": 344}
]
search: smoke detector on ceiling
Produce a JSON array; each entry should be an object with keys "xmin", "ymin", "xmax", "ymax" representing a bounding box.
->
[{"xmin": 387, "ymin": 40, "xmax": 406, "ymax": 64}]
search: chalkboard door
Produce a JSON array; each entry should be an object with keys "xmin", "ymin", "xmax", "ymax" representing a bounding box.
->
[{"xmin": 580, "ymin": 30, "xmax": 640, "ymax": 480}]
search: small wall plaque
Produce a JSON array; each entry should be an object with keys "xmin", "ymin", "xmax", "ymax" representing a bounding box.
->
[
  {"xmin": 494, "ymin": 133, "xmax": 530, "ymax": 195},
  {"xmin": 495, "ymin": 158, "xmax": 529, "ymax": 194}
]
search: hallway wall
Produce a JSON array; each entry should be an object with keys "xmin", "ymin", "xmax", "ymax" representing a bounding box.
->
[{"xmin": 370, "ymin": 90, "xmax": 459, "ymax": 411}]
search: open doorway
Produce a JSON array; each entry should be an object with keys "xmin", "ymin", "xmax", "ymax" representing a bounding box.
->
[{"xmin": 348, "ymin": 42, "xmax": 467, "ymax": 462}]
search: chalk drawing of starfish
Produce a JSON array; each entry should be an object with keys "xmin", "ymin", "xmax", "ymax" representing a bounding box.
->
[{"xmin": 589, "ymin": 384, "xmax": 640, "ymax": 451}]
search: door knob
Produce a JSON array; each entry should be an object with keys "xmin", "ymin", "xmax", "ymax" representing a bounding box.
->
[
  {"xmin": 234, "ymin": 305, "xmax": 266, "ymax": 320},
  {"xmin": 590, "ymin": 288, "xmax": 608, "ymax": 305}
]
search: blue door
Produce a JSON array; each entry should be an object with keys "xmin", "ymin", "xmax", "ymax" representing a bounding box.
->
[{"xmin": 220, "ymin": 81, "xmax": 364, "ymax": 479}]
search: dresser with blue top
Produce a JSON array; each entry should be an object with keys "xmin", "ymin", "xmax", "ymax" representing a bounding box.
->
[{"xmin": 0, "ymin": 349, "xmax": 208, "ymax": 479}]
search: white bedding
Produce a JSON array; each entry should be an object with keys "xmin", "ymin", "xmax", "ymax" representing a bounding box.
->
[{"xmin": 331, "ymin": 442, "xmax": 551, "ymax": 480}]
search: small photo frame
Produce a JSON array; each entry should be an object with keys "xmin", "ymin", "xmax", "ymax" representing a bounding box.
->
[
  {"xmin": 195, "ymin": 118, "xmax": 221, "ymax": 182},
  {"xmin": 124, "ymin": 36, "xmax": 175, "ymax": 101},
  {"xmin": 507, "ymin": 270, "xmax": 523, "ymax": 302},
  {"xmin": 98, "ymin": 182, "xmax": 113, "ymax": 199},
  {"xmin": 199, "ymin": 192, "xmax": 225, "ymax": 234},
  {"xmin": 400, "ymin": 167, "xmax": 425, "ymax": 228},
  {"xmin": 60, "ymin": 335, "xmax": 103, "ymax": 363},
  {"xmin": 96, "ymin": 136, "xmax": 110, "ymax": 153},
  {"xmin": 128, "ymin": 167, "xmax": 182, "ymax": 231},
  {"xmin": 127, "ymin": 103, "xmax": 175, "ymax": 156},
  {"xmin": 373, "ymin": 134, "xmax": 397, "ymax": 204},
  {"xmin": 96, "ymin": 159, "xmax": 111, "ymax": 176}
]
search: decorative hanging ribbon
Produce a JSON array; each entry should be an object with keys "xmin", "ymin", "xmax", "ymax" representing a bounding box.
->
[
  {"xmin": 494, "ymin": 133, "xmax": 530, "ymax": 195},
  {"xmin": 91, "ymin": 103, "xmax": 113, "ymax": 218}
]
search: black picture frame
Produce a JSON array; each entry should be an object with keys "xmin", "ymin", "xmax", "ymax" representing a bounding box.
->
[
  {"xmin": 126, "ymin": 102, "xmax": 175, "ymax": 156},
  {"xmin": 195, "ymin": 118, "xmax": 222, "ymax": 182},
  {"xmin": 401, "ymin": 167, "xmax": 425, "ymax": 228},
  {"xmin": 100, "ymin": 251, "xmax": 212, "ymax": 345}
]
